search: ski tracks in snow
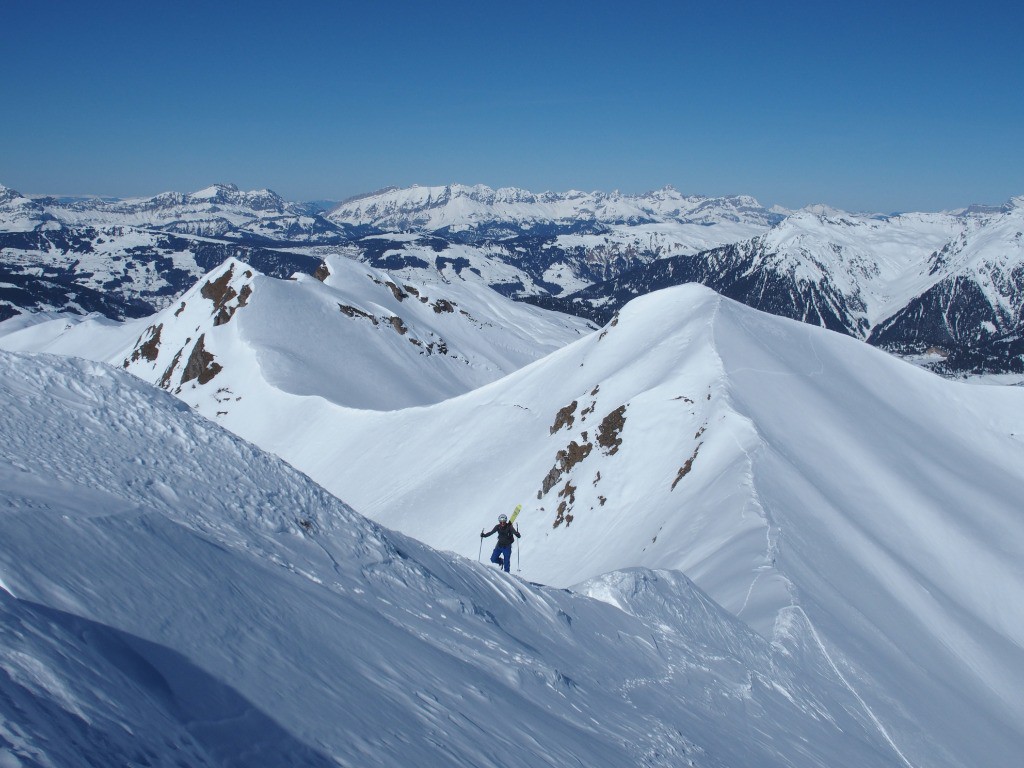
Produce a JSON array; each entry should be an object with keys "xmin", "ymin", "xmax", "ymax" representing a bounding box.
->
[
  {"xmin": 707, "ymin": 308, "xmax": 917, "ymax": 768},
  {"xmin": 787, "ymin": 606, "xmax": 920, "ymax": 768}
]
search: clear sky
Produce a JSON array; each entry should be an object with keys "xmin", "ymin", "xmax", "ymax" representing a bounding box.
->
[{"xmin": 2, "ymin": 0, "xmax": 1021, "ymax": 212}]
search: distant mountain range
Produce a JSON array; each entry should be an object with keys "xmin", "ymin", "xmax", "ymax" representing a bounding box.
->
[
  {"xmin": 544, "ymin": 200, "xmax": 1024, "ymax": 373},
  {"xmin": 2, "ymin": 181, "xmax": 1022, "ymax": 373}
]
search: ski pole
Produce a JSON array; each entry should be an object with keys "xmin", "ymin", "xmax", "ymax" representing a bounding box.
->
[
  {"xmin": 516, "ymin": 526, "xmax": 521, "ymax": 572},
  {"xmin": 478, "ymin": 530, "xmax": 484, "ymax": 561}
]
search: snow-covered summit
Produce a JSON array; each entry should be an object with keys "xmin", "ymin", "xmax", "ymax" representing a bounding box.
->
[
  {"xmin": 175, "ymin": 182, "xmax": 286, "ymax": 211},
  {"xmin": 0, "ymin": 184, "xmax": 22, "ymax": 204},
  {"xmin": 0, "ymin": 255, "xmax": 594, "ymax": 411},
  {"xmin": 797, "ymin": 202, "xmax": 861, "ymax": 219}
]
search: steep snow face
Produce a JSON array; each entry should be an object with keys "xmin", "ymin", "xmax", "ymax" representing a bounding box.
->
[
  {"xmin": 0, "ymin": 350, "xmax": 916, "ymax": 768},
  {"xmin": 0, "ymin": 256, "xmax": 594, "ymax": 410}
]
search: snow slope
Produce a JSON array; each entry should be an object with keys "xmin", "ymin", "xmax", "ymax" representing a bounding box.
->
[
  {"xmin": 0, "ymin": 351, "xmax": 912, "ymax": 767},
  {"xmin": 750, "ymin": 208, "xmax": 969, "ymax": 327}
]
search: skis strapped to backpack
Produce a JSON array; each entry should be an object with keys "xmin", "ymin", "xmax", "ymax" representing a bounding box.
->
[{"xmin": 508, "ymin": 504, "xmax": 522, "ymax": 526}]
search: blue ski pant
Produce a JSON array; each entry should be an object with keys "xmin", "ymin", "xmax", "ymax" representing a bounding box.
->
[{"xmin": 490, "ymin": 545, "xmax": 512, "ymax": 572}]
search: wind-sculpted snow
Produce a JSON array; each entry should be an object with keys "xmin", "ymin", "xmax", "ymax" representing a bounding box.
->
[{"xmin": 0, "ymin": 351, "xmax": 911, "ymax": 767}]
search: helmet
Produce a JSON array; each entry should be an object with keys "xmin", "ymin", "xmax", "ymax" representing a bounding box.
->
[{"xmin": 498, "ymin": 514, "xmax": 508, "ymax": 522}]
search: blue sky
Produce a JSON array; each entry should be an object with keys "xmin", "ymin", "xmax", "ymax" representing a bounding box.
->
[{"xmin": 2, "ymin": 0, "xmax": 1021, "ymax": 211}]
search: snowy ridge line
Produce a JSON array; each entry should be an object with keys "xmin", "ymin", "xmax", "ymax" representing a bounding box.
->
[{"xmin": 707, "ymin": 293, "xmax": 790, "ymax": 625}]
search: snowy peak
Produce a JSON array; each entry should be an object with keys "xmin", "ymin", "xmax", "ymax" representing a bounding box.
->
[
  {"xmin": 796, "ymin": 202, "xmax": 861, "ymax": 219},
  {"xmin": 101, "ymin": 254, "xmax": 594, "ymax": 412},
  {"xmin": 121, "ymin": 258, "xmax": 255, "ymax": 392},
  {"xmin": 92, "ymin": 183, "xmax": 286, "ymax": 214},
  {"xmin": 0, "ymin": 184, "xmax": 23, "ymax": 204}
]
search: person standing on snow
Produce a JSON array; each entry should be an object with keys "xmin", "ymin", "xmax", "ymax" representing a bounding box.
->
[{"xmin": 481, "ymin": 513, "xmax": 521, "ymax": 572}]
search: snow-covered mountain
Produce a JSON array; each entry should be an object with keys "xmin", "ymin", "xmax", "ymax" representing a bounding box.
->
[
  {"xmin": 6, "ymin": 270, "xmax": 1023, "ymax": 767},
  {"xmin": 328, "ymin": 184, "xmax": 784, "ymax": 299},
  {"xmin": 328, "ymin": 183, "xmax": 782, "ymax": 232},
  {"xmin": 0, "ymin": 183, "xmax": 328, "ymax": 322},
  {"xmin": 3, "ymin": 350, "xmax": 929, "ymax": 767},
  {"xmin": 870, "ymin": 196, "xmax": 1024, "ymax": 370},
  {"xmin": 5, "ymin": 180, "xmax": 1024, "ymax": 372},
  {"xmin": 252, "ymin": 284, "xmax": 1024, "ymax": 768},
  {"xmin": 0, "ymin": 256, "xmax": 594, "ymax": 410},
  {"xmin": 557, "ymin": 200, "xmax": 1024, "ymax": 372},
  {"xmin": 40, "ymin": 182, "xmax": 347, "ymax": 242},
  {"xmin": 0, "ymin": 184, "xmax": 49, "ymax": 232},
  {"xmin": 0, "ymin": 182, "xmax": 779, "ymax": 325}
]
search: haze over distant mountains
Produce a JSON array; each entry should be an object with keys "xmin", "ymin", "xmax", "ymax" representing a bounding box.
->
[{"xmin": 2, "ymin": 181, "xmax": 1023, "ymax": 373}]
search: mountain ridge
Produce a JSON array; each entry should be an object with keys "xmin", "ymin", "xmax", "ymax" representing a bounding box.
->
[
  {"xmin": 0, "ymin": 347, "xmax": 932, "ymax": 768},
  {"xmin": 3, "ymin": 260, "xmax": 1024, "ymax": 766},
  {"xmin": 4, "ymin": 180, "xmax": 1024, "ymax": 373}
]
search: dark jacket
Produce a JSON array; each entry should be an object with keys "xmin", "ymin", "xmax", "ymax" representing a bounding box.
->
[{"xmin": 482, "ymin": 521, "xmax": 521, "ymax": 548}]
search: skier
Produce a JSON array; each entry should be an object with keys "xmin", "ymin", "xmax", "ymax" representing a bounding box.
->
[{"xmin": 481, "ymin": 513, "xmax": 521, "ymax": 572}]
